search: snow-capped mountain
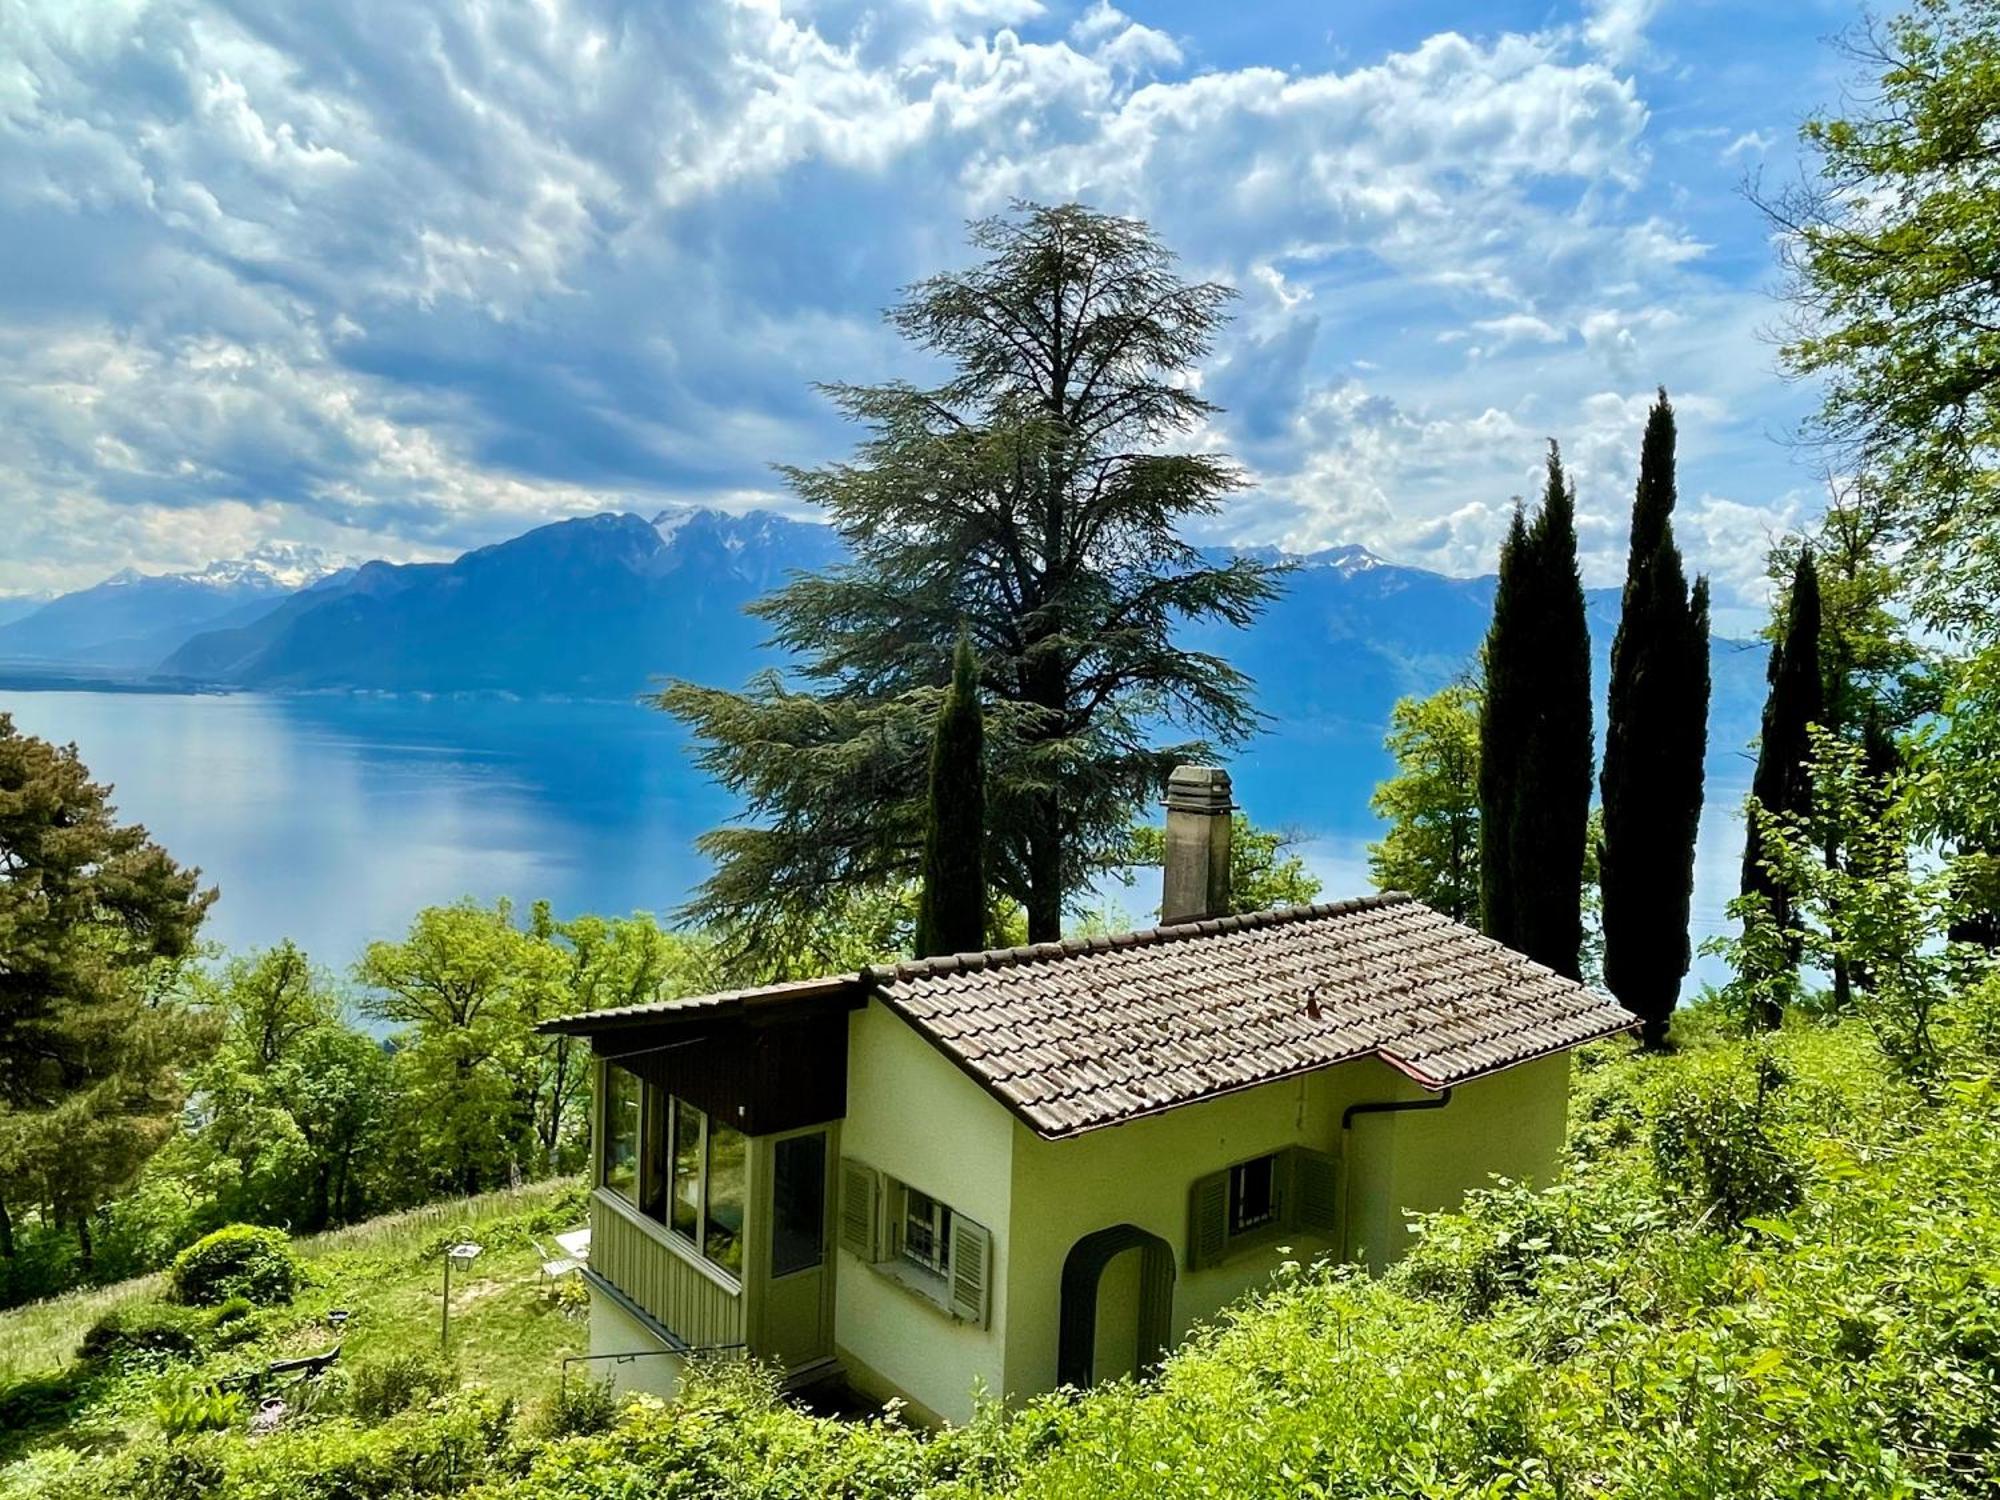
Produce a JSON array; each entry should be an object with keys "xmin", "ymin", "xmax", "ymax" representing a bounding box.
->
[
  {"xmin": 159, "ymin": 508, "xmax": 844, "ymax": 693},
  {"xmin": 0, "ymin": 545, "xmax": 348, "ymax": 671}
]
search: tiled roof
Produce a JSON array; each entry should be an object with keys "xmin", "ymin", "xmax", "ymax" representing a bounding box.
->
[
  {"xmin": 865, "ymin": 894, "xmax": 1636, "ymax": 1138},
  {"xmin": 535, "ymin": 975, "xmax": 861, "ymax": 1033},
  {"xmin": 538, "ymin": 893, "xmax": 1637, "ymax": 1138}
]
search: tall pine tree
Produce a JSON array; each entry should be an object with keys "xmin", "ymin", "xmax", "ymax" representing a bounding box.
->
[
  {"xmin": 1739, "ymin": 550, "xmax": 1823, "ymax": 1022},
  {"xmin": 914, "ymin": 636, "xmax": 987, "ymax": 958},
  {"xmin": 664, "ymin": 204, "xmax": 1279, "ymax": 971},
  {"xmin": 1479, "ymin": 444, "xmax": 1594, "ymax": 978},
  {"xmin": 1601, "ymin": 390, "xmax": 1712, "ymax": 1047}
]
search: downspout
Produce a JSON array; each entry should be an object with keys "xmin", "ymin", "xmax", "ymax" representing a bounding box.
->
[{"xmin": 1338, "ymin": 1087, "xmax": 1454, "ymax": 1268}]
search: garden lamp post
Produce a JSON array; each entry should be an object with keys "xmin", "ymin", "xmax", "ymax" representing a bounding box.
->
[{"xmin": 440, "ymin": 1241, "xmax": 482, "ymax": 1356}]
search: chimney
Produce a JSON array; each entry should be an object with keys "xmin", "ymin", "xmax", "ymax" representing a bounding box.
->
[{"xmin": 1161, "ymin": 765, "xmax": 1233, "ymax": 925}]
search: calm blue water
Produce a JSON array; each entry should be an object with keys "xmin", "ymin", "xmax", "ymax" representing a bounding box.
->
[{"xmin": 1, "ymin": 690, "xmax": 1745, "ymax": 990}]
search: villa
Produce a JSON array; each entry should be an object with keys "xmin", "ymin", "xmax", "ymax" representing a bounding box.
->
[{"xmin": 540, "ymin": 765, "xmax": 1636, "ymax": 1425}]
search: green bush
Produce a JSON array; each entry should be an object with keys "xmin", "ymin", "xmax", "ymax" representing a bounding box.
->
[
  {"xmin": 348, "ymin": 1351, "xmax": 457, "ymax": 1423},
  {"xmin": 151, "ymin": 1373, "xmax": 246, "ymax": 1438},
  {"xmin": 168, "ymin": 1226, "xmax": 301, "ymax": 1308},
  {"xmin": 529, "ymin": 1371, "xmax": 619, "ymax": 1439},
  {"xmin": 78, "ymin": 1303, "xmax": 209, "ymax": 1364},
  {"xmin": 1649, "ymin": 1051, "xmax": 1802, "ymax": 1228}
]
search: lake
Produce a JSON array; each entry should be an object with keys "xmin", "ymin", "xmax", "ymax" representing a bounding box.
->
[{"xmin": 2, "ymin": 689, "xmax": 1748, "ymax": 990}]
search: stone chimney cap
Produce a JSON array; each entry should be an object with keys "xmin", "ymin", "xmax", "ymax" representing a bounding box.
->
[{"xmin": 1165, "ymin": 764, "xmax": 1233, "ymax": 814}]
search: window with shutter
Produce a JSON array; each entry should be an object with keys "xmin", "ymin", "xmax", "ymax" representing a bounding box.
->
[
  {"xmin": 837, "ymin": 1157, "xmax": 878, "ymax": 1262},
  {"xmin": 1288, "ymin": 1146, "xmax": 1341, "ymax": 1235},
  {"xmin": 1186, "ymin": 1170, "xmax": 1229, "ymax": 1269},
  {"xmin": 948, "ymin": 1213, "xmax": 991, "ymax": 1326}
]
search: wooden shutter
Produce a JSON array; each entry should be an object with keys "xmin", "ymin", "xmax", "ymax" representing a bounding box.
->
[
  {"xmin": 837, "ymin": 1157, "xmax": 878, "ymax": 1262},
  {"xmin": 1288, "ymin": 1147, "xmax": 1341, "ymax": 1235},
  {"xmin": 948, "ymin": 1213, "xmax": 992, "ymax": 1326},
  {"xmin": 1187, "ymin": 1170, "xmax": 1229, "ymax": 1270}
]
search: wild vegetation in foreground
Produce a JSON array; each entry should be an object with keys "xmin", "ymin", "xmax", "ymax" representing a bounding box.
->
[
  {"xmin": 0, "ymin": 1178, "xmax": 587, "ymax": 1483},
  {"xmin": 2, "ymin": 1005, "xmax": 1995, "ymax": 1499}
]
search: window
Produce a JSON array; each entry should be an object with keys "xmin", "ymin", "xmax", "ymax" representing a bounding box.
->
[
  {"xmin": 771, "ymin": 1133, "xmax": 827, "ymax": 1278},
  {"xmin": 705, "ymin": 1118, "xmax": 746, "ymax": 1276},
  {"xmin": 1229, "ymin": 1155, "xmax": 1277, "ymax": 1235},
  {"xmin": 1187, "ymin": 1147, "xmax": 1341, "ymax": 1271},
  {"xmin": 834, "ymin": 1161, "xmax": 992, "ymax": 1327},
  {"xmin": 901, "ymin": 1187, "xmax": 951, "ymax": 1278},
  {"xmin": 599, "ymin": 1069, "xmax": 748, "ymax": 1283},
  {"xmin": 601, "ymin": 1064, "xmax": 641, "ymax": 1203},
  {"xmin": 669, "ymin": 1096, "xmax": 702, "ymax": 1243}
]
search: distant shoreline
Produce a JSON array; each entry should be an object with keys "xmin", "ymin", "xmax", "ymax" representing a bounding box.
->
[
  {"xmin": 0, "ymin": 664, "xmax": 658, "ymax": 707},
  {"xmin": 0, "ymin": 665, "xmax": 231, "ymax": 697}
]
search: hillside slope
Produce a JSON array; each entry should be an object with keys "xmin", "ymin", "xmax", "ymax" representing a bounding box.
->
[{"xmin": 3, "ymin": 1015, "xmax": 1993, "ymax": 1498}]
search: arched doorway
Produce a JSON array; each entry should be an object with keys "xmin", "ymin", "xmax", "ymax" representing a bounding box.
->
[{"xmin": 1057, "ymin": 1224, "xmax": 1175, "ymax": 1388}]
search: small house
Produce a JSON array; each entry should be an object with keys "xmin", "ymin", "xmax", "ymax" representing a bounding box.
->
[{"xmin": 541, "ymin": 766, "xmax": 1634, "ymax": 1424}]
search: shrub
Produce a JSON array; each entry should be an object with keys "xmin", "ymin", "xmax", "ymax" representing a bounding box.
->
[
  {"xmin": 168, "ymin": 1226, "xmax": 301, "ymax": 1308},
  {"xmin": 151, "ymin": 1374, "xmax": 246, "ymax": 1438},
  {"xmin": 78, "ymin": 1303, "xmax": 209, "ymax": 1364},
  {"xmin": 349, "ymin": 1351, "xmax": 457, "ymax": 1422},
  {"xmin": 530, "ymin": 1372, "xmax": 619, "ymax": 1439},
  {"xmin": 1649, "ymin": 1052, "xmax": 1802, "ymax": 1229}
]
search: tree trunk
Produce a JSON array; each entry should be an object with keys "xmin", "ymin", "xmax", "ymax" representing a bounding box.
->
[
  {"xmin": 1025, "ymin": 794, "xmax": 1063, "ymax": 943},
  {"xmin": 75, "ymin": 1214, "xmax": 93, "ymax": 1273},
  {"xmin": 309, "ymin": 1165, "xmax": 331, "ymax": 1234},
  {"xmin": 0, "ymin": 1194, "xmax": 14, "ymax": 1260}
]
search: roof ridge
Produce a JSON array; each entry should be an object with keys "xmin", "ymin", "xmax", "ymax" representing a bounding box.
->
[{"xmin": 868, "ymin": 891, "xmax": 1419, "ymax": 985}]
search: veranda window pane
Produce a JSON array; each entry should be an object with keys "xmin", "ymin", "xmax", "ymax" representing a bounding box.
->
[
  {"xmin": 671, "ymin": 1097, "xmax": 702, "ymax": 1243},
  {"xmin": 601, "ymin": 1065, "xmax": 640, "ymax": 1202},
  {"xmin": 706, "ymin": 1119, "xmax": 747, "ymax": 1276}
]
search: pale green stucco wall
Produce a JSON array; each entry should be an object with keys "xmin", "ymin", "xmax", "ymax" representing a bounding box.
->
[
  {"xmin": 1001, "ymin": 1061, "xmax": 1377, "ymax": 1398},
  {"xmin": 834, "ymin": 998, "xmax": 1017, "ymax": 1426},
  {"xmin": 1343, "ymin": 1053, "xmax": 1571, "ymax": 1272},
  {"xmin": 586, "ymin": 1288, "xmax": 686, "ymax": 1401},
  {"xmin": 998, "ymin": 1051, "xmax": 1572, "ymax": 1398},
  {"xmin": 833, "ymin": 996, "xmax": 1573, "ymax": 1419}
]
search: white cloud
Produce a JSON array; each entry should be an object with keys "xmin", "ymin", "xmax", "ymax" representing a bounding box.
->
[
  {"xmin": 1583, "ymin": 0, "xmax": 1663, "ymax": 66},
  {"xmin": 1721, "ymin": 130, "xmax": 1774, "ymax": 162},
  {"xmin": 0, "ymin": 0, "xmax": 1818, "ymax": 602}
]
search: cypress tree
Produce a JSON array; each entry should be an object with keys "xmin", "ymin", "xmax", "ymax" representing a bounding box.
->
[
  {"xmin": 914, "ymin": 635, "xmax": 987, "ymax": 958},
  {"xmin": 1601, "ymin": 390, "xmax": 1712, "ymax": 1047},
  {"xmin": 1479, "ymin": 444, "xmax": 1594, "ymax": 978},
  {"xmin": 1478, "ymin": 507, "xmax": 1531, "ymax": 950},
  {"xmin": 1740, "ymin": 551, "xmax": 1823, "ymax": 1023},
  {"xmin": 1516, "ymin": 451, "xmax": 1595, "ymax": 978}
]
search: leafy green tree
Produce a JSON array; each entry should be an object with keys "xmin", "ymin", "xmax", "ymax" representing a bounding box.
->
[
  {"xmin": 1369, "ymin": 681, "xmax": 1481, "ymax": 923},
  {"xmin": 1124, "ymin": 815, "xmax": 1322, "ymax": 917},
  {"xmin": 1736, "ymin": 732, "xmax": 1981, "ymax": 1084},
  {"xmin": 357, "ymin": 900, "xmax": 562, "ymax": 1199},
  {"xmin": 663, "ymin": 203, "xmax": 1282, "ymax": 972},
  {"xmin": 173, "ymin": 944, "xmax": 391, "ymax": 1233},
  {"xmin": 914, "ymin": 635, "xmax": 988, "ymax": 958},
  {"xmin": 1762, "ymin": 494, "xmax": 1941, "ymax": 985},
  {"xmin": 1601, "ymin": 392, "xmax": 1711, "ymax": 1047},
  {"xmin": 1764, "ymin": 0, "xmax": 2000, "ymax": 632},
  {"xmin": 1740, "ymin": 551, "xmax": 1823, "ymax": 1024},
  {"xmin": 1478, "ymin": 444, "xmax": 1594, "ymax": 976},
  {"xmin": 0, "ymin": 716, "xmax": 215, "ymax": 1271},
  {"xmin": 1766, "ymin": 492, "xmax": 1936, "ymax": 743}
]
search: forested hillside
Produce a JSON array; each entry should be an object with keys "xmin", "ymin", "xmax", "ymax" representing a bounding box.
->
[{"xmin": 2, "ymin": 1010, "xmax": 1994, "ymax": 1498}]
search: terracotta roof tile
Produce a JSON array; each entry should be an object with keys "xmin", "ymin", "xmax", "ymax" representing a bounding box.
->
[{"xmin": 865, "ymin": 893, "xmax": 1636, "ymax": 1138}]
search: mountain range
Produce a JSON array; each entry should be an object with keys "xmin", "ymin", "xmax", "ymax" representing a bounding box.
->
[
  {"xmin": 0, "ymin": 544, "xmax": 348, "ymax": 673},
  {"xmin": 0, "ymin": 508, "xmax": 1768, "ymax": 756}
]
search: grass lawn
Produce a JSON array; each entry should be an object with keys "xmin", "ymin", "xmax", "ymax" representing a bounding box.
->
[{"xmin": 0, "ymin": 1178, "xmax": 590, "ymax": 1468}]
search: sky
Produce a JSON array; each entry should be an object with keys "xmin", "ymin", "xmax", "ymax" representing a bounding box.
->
[{"xmin": 0, "ymin": 0, "xmax": 1865, "ymax": 626}]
